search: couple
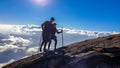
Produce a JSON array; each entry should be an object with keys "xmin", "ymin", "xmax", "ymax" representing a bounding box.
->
[{"xmin": 40, "ymin": 17, "xmax": 62, "ymax": 52}]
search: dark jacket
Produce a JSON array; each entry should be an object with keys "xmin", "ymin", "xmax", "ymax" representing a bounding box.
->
[
  {"xmin": 51, "ymin": 25, "xmax": 62, "ymax": 35},
  {"xmin": 41, "ymin": 21, "xmax": 53, "ymax": 33}
]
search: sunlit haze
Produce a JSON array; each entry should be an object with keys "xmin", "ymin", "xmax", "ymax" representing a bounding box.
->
[{"xmin": 31, "ymin": 0, "xmax": 49, "ymax": 6}]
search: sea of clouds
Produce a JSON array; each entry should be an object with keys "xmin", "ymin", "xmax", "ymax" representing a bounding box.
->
[{"xmin": 0, "ymin": 24, "xmax": 119, "ymax": 67}]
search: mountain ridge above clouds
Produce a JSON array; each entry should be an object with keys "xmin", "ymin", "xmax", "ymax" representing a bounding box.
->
[{"xmin": 3, "ymin": 34, "xmax": 120, "ymax": 68}]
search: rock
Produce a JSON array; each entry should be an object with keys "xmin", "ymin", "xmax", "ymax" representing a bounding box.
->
[
  {"xmin": 2, "ymin": 34, "xmax": 120, "ymax": 68},
  {"xmin": 62, "ymin": 52, "xmax": 120, "ymax": 68}
]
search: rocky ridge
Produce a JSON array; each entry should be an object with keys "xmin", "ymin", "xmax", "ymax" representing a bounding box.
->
[{"xmin": 2, "ymin": 34, "xmax": 120, "ymax": 68}]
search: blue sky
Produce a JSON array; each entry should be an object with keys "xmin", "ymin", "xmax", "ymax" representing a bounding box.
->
[{"xmin": 0, "ymin": 0, "xmax": 120, "ymax": 31}]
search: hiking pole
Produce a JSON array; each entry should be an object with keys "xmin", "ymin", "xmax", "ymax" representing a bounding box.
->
[{"xmin": 62, "ymin": 27, "xmax": 64, "ymax": 47}]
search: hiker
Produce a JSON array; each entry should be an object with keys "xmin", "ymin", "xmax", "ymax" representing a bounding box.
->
[
  {"xmin": 40, "ymin": 17, "xmax": 55, "ymax": 52},
  {"xmin": 48, "ymin": 23, "xmax": 63, "ymax": 51}
]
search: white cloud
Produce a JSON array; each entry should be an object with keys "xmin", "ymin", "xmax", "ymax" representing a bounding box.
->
[
  {"xmin": 0, "ymin": 24, "xmax": 119, "ymax": 37},
  {"xmin": 1, "ymin": 35, "xmax": 31, "ymax": 47},
  {"xmin": 0, "ymin": 44, "xmax": 19, "ymax": 53},
  {"xmin": 0, "ymin": 24, "xmax": 40, "ymax": 35},
  {"xmin": 66, "ymin": 29, "xmax": 79, "ymax": 34},
  {"xmin": 0, "ymin": 34, "xmax": 32, "ymax": 64},
  {"xmin": 0, "ymin": 59, "xmax": 15, "ymax": 68},
  {"xmin": 63, "ymin": 28, "xmax": 119, "ymax": 37},
  {"xmin": 27, "ymin": 47, "xmax": 39, "ymax": 54}
]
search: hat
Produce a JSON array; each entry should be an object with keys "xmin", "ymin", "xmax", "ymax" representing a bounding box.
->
[
  {"xmin": 50, "ymin": 17, "xmax": 55, "ymax": 21},
  {"xmin": 53, "ymin": 23, "xmax": 57, "ymax": 25}
]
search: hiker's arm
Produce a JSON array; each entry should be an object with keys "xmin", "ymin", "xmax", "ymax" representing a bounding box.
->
[
  {"xmin": 41, "ymin": 22, "xmax": 45, "ymax": 30},
  {"xmin": 56, "ymin": 29, "xmax": 63, "ymax": 34}
]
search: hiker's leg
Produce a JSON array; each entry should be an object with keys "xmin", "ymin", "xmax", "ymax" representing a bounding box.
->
[
  {"xmin": 40, "ymin": 32, "xmax": 45, "ymax": 52},
  {"xmin": 48, "ymin": 40, "xmax": 52, "ymax": 50},
  {"xmin": 54, "ymin": 39, "xmax": 57, "ymax": 50},
  {"xmin": 42, "ymin": 33, "xmax": 48, "ymax": 52},
  {"xmin": 53, "ymin": 36, "xmax": 57, "ymax": 51},
  {"xmin": 43, "ymin": 41, "xmax": 47, "ymax": 52},
  {"xmin": 40, "ymin": 41, "xmax": 45, "ymax": 52},
  {"xmin": 48, "ymin": 34, "xmax": 53, "ymax": 50}
]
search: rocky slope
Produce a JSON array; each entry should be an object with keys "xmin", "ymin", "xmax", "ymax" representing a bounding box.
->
[{"xmin": 2, "ymin": 34, "xmax": 120, "ymax": 68}]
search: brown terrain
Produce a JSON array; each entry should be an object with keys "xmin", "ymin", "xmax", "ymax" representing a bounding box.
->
[{"xmin": 2, "ymin": 34, "xmax": 120, "ymax": 68}]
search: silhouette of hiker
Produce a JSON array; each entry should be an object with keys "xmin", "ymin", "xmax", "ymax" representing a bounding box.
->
[
  {"xmin": 48, "ymin": 23, "xmax": 63, "ymax": 51},
  {"xmin": 40, "ymin": 17, "xmax": 55, "ymax": 52}
]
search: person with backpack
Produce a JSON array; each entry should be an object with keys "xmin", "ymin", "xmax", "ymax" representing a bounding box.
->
[
  {"xmin": 40, "ymin": 17, "xmax": 55, "ymax": 52},
  {"xmin": 48, "ymin": 23, "xmax": 63, "ymax": 51}
]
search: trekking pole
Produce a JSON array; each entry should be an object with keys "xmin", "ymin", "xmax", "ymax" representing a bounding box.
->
[{"xmin": 62, "ymin": 27, "xmax": 64, "ymax": 47}]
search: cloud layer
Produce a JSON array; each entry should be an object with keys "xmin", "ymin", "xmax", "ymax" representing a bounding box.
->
[{"xmin": 0, "ymin": 24, "xmax": 119, "ymax": 67}]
